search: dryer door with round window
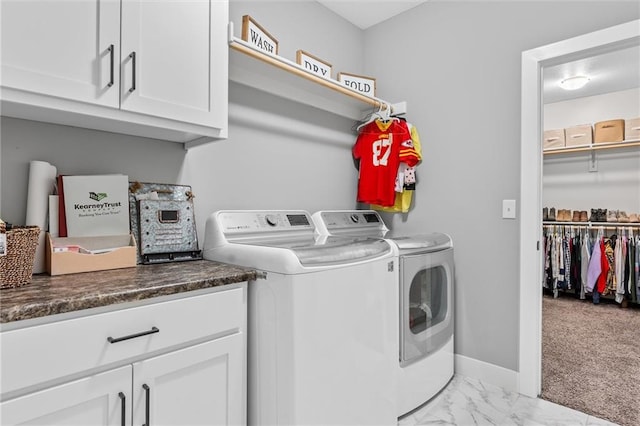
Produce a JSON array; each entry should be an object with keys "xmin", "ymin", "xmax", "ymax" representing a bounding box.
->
[{"xmin": 400, "ymin": 248, "xmax": 454, "ymax": 366}]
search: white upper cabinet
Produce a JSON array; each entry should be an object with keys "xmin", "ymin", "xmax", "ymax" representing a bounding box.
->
[
  {"xmin": 1, "ymin": 0, "xmax": 120, "ymax": 107},
  {"xmin": 120, "ymin": 0, "xmax": 227, "ymax": 129},
  {"xmin": 0, "ymin": 0, "xmax": 229, "ymax": 147}
]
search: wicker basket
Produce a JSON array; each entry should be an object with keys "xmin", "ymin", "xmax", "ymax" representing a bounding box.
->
[{"xmin": 0, "ymin": 226, "xmax": 40, "ymax": 289}]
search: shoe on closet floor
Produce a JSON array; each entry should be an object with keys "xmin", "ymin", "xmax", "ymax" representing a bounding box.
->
[
  {"xmin": 593, "ymin": 208, "xmax": 607, "ymax": 222},
  {"xmin": 607, "ymin": 210, "xmax": 618, "ymax": 222},
  {"xmin": 618, "ymin": 211, "xmax": 630, "ymax": 223},
  {"xmin": 571, "ymin": 211, "xmax": 580, "ymax": 222},
  {"xmin": 580, "ymin": 211, "xmax": 588, "ymax": 222}
]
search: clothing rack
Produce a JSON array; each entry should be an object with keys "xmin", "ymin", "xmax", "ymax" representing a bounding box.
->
[
  {"xmin": 543, "ymin": 224, "xmax": 639, "ymax": 307},
  {"xmin": 543, "ymin": 222, "xmax": 640, "ymax": 231}
]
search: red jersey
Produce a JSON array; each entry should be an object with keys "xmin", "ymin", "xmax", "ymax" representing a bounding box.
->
[{"xmin": 352, "ymin": 119, "xmax": 420, "ymax": 206}]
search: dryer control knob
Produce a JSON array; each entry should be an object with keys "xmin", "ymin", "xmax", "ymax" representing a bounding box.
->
[
  {"xmin": 350, "ymin": 214, "xmax": 360, "ymax": 223},
  {"xmin": 265, "ymin": 214, "xmax": 278, "ymax": 227}
]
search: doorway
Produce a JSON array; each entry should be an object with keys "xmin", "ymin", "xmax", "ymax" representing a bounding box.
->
[{"xmin": 519, "ymin": 19, "xmax": 640, "ymax": 398}]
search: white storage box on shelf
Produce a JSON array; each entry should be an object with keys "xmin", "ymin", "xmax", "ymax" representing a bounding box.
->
[
  {"xmin": 543, "ymin": 129, "xmax": 565, "ymax": 150},
  {"xmin": 624, "ymin": 117, "xmax": 640, "ymax": 140},
  {"xmin": 564, "ymin": 124, "xmax": 593, "ymax": 147}
]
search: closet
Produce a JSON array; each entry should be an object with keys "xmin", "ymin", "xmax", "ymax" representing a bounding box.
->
[{"xmin": 542, "ymin": 76, "xmax": 640, "ymax": 306}]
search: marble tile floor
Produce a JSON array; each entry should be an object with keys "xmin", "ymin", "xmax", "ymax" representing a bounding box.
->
[{"xmin": 398, "ymin": 375, "xmax": 618, "ymax": 426}]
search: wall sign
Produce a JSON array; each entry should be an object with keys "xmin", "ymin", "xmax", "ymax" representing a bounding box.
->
[
  {"xmin": 242, "ymin": 15, "xmax": 278, "ymax": 55},
  {"xmin": 338, "ymin": 72, "xmax": 376, "ymax": 97},
  {"xmin": 296, "ymin": 50, "xmax": 332, "ymax": 79}
]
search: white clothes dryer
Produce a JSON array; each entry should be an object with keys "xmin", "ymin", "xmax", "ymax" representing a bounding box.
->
[
  {"xmin": 203, "ymin": 210, "xmax": 399, "ymax": 426},
  {"xmin": 312, "ymin": 210, "xmax": 454, "ymax": 417}
]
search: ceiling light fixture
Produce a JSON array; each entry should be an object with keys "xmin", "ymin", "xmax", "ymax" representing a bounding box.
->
[{"xmin": 559, "ymin": 75, "xmax": 590, "ymax": 90}]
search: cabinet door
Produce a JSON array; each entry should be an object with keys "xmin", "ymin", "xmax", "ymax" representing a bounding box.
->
[
  {"xmin": 120, "ymin": 0, "xmax": 228, "ymax": 129},
  {"xmin": 0, "ymin": 0, "xmax": 120, "ymax": 107},
  {"xmin": 0, "ymin": 366, "xmax": 130, "ymax": 426},
  {"xmin": 132, "ymin": 333, "xmax": 244, "ymax": 426}
]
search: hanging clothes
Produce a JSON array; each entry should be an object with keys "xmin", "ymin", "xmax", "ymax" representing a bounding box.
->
[
  {"xmin": 596, "ymin": 237, "xmax": 609, "ymax": 300},
  {"xmin": 580, "ymin": 231, "xmax": 591, "ymax": 299},
  {"xmin": 630, "ymin": 232, "xmax": 638, "ymax": 303},
  {"xmin": 615, "ymin": 234, "xmax": 625, "ymax": 303},
  {"xmin": 352, "ymin": 119, "xmax": 420, "ymax": 207},
  {"xmin": 570, "ymin": 232, "xmax": 581, "ymax": 294},
  {"xmin": 585, "ymin": 233, "xmax": 602, "ymax": 294},
  {"xmin": 370, "ymin": 121, "xmax": 422, "ymax": 213},
  {"xmin": 544, "ymin": 232, "xmax": 551, "ymax": 289},
  {"xmin": 556, "ymin": 232, "xmax": 570, "ymax": 291},
  {"xmin": 602, "ymin": 236, "xmax": 616, "ymax": 297},
  {"xmin": 542, "ymin": 225, "xmax": 640, "ymax": 306},
  {"xmin": 636, "ymin": 236, "xmax": 640, "ymax": 302}
]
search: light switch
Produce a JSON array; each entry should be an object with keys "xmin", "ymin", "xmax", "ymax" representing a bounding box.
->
[{"xmin": 502, "ymin": 199, "xmax": 516, "ymax": 219}]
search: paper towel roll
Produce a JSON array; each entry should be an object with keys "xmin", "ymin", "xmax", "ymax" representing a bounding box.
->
[{"xmin": 25, "ymin": 160, "xmax": 57, "ymax": 274}]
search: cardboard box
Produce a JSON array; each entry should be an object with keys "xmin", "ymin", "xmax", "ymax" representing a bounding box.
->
[
  {"xmin": 594, "ymin": 119, "xmax": 624, "ymax": 143},
  {"xmin": 624, "ymin": 117, "xmax": 640, "ymax": 140},
  {"xmin": 564, "ymin": 124, "xmax": 593, "ymax": 147},
  {"xmin": 46, "ymin": 233, "xmax": 137, "ymax": 276},
  {"xmin": 543, "ymin": 129, "xmax": 565, "ymax": 150}
]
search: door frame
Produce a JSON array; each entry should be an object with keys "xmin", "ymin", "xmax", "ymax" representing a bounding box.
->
[{"xmin": 518, "ymin": 19, "xmax": 640, "ymax": 398}]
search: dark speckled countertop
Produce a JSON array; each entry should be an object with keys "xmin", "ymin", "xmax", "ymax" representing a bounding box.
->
[{"xmin": 0, "ymin": 260, "xmax": 256, "ymax": 324}]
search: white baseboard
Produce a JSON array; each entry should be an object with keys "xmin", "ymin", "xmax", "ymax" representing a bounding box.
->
[{"xmin": 454, "ymin": 354, "xmax": 519, "ymax": 393}]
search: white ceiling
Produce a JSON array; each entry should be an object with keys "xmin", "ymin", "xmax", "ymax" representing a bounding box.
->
[
  {"xmin": 315, "ymin": 1, "xmax": 640, "ymax": 104},
  {"xmin": 316, "ymin": 0, "xmax": 428, "ymax": 30},
  {"xmin": 543, "ymin": 45, "xmax": 640, "ymax": 104}
]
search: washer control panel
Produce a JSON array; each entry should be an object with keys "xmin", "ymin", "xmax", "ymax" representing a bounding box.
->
[
  {"xmin": 319, "ymin": 210, "xmax": 385, "ymax": 231},
  {"xmin": 218, "ymin": 210, "xmax": 314, "ymax": 234}
]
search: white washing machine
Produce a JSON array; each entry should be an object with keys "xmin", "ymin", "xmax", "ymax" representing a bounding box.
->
[
  {"xmin": 312, "ymin": 210, "xmax": 454, "ymax": 417},
  {"xmin": 203, "ymin": 210, "xmax": 399, "ymax": 426}
]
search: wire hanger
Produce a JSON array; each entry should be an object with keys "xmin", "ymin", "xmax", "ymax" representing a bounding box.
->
[
  {"xmin": 379, "ymin": 102, "xmax": 392, "ymax": 122},
  {"xmin": 356, "ymin": 102, "xmax": 394, "ymax": 131}
]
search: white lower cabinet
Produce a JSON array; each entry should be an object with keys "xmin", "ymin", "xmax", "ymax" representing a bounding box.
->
[
  {"xmin": 1, "ymin": 366, "xmax": 130, "ymax": 425},
  {"xmin": 0, "ymin": 286, "xmax": 247, "ymax": 426},
  {"xmin": 132, "ymin": 334, "xmax": 244, "ymax": 426}
]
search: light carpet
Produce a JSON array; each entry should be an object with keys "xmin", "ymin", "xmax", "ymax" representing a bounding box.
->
[{"xmin": 541, "ymin": 294, "xmax": 640, "ymax": 426}]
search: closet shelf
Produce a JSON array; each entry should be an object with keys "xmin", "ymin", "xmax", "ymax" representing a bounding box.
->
[
  {"xmin": 543, "ymin": 139, "xmax": 640, "ymax": 155},
  {"xmin": 228, "ymin": 32, "xmax": 402, "ymax": 121}
]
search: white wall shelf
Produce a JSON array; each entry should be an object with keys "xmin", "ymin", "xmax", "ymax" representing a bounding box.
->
[
  {"xmin": 543, "ymin": 139, "xmax": 640, "ymax": 155},
  {"xmin": 228, "ymin": 34, "xmax": 403, "ymax": 121}
]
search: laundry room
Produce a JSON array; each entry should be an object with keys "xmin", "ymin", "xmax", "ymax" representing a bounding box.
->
[{"xmin": 1, "ymin": 1, "xmax": 639, "ymax": 425}]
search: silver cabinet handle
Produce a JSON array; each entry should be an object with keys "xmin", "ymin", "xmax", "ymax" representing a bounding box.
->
[
  {"xmin": 129, "ymin": 51, "xmax": 136, "ymax": 93},
  {"xmin": 107, "ymin": 44, "xmax": 115, "ymax": 87},
  {"xmin": 142, "ymin": 384, "xmax": 150, "ymax": 426},
  {"xmin": 107, "ymin": 326, "xmax": 159, "ymax": 344},
  {"xmin": 118, "ymin": 392, "xmax": 126, "ymax": 426}
]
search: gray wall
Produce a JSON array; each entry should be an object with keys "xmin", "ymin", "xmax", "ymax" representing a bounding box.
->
[
  {"xmin": 364, "ymin": 1, "xmax": 639, "ymax": 371},
  {"xmin": 1, "ymin": 1, "xmax": 639, "ymax": 376}
]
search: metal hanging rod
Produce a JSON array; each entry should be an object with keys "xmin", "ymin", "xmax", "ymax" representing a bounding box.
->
[{"xmin": 543, "ymin": 223, "xmax": 640, "ymax": 230}]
